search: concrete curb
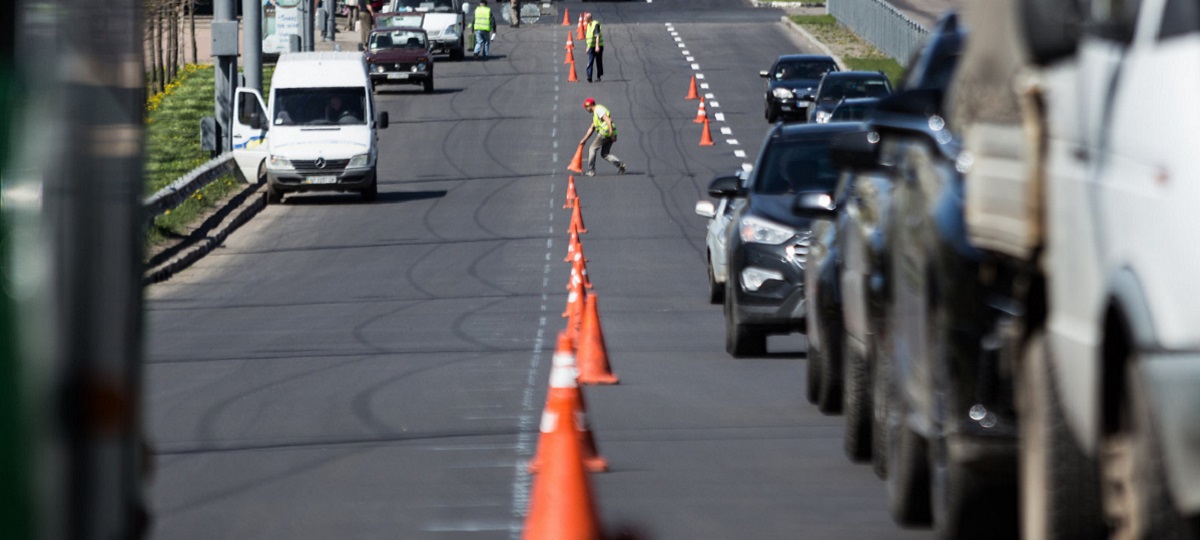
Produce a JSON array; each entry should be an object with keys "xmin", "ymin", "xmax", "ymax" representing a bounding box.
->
[
  {"xmin": 144, "ymin": 184, "xmax": 265, "ymax": 284},
  {"xmin": 780, "ymin": 16, "xmax": 847, "ymax": 70}
]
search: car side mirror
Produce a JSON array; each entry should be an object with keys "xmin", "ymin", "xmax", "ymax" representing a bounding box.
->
[
  {"xmin": 694, "ymin": 200, "xmax": 716, "ymax": 218},
  {"xmin": 829, "ymin": 130, "xmax": 880, "ymax": 171},
  {"xmin": 793, "ymin": 190, "xmax": 837, "ymax": 219},
  {"xmin": 759, "ymin": 70, "xmax": 770, "ymax": 78},
  {"xmin": 377, "ymin": 111, "xmax": 389, "ymax": 129},
  {"xmin": 707, "ymin": 175, "xmax": 743, "ymax": 198}
]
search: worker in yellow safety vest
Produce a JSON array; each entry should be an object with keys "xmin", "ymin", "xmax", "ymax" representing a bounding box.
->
[
  {"xmin": 471, "ymin": 0, "xmax": 497, "ymax": 60},
  {"xmin": 578, "ymin": 97, "xmax": 627, "ymax": 176},
  {"xmin": 584, "ymin": 12, "xmax": 604, "ymax": 82}
]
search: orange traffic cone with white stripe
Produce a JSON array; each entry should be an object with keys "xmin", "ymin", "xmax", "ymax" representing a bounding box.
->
[
  {"xmin": 577, "ymin": 14, "xmax": 585, "ymax": 41},
  {"xmin": 564, "ymin": 175, "xmax": 578, "ymax": 208},
  {"xmin": 569, "ymin": 202, "xmax": 587, "ymax": 234},
  {"xmin": 699, "ymin": 117, "xmax": 715, "ymax": 147},
  {"xmin": 577, "ymin": 294, "xmax": 618, "ymax": 385},
  {"xmin": 527, "ymin": 332, "xmax": 608, "ymax": 474},
  {"xmin": 561, "ymin": 7, "xmax": 570, "ymax": 25},
  {"xmin": 521, "ymin": 358, "xmax": 605, "ymax": 540},
  {"xmin": 564, "ymin": 33, "xmax": 575, "ymax": 64},
  {"xmin": 567, "ymin": 56, "xmax": 579, "ymax": 83},
  {"xmin": 564, "ymin": 230, "xmax": 585, "ymax": 262},
  {"xmin": 686, "ymin": 75, "xmax": 700, "ymax": 100},
  {"xmin": 569, "ymin": 253, "xmax": 593, "ymax": 291},
  {"xmin": 567, "ymin": 144, "xmax": 584, "ymax": 173},
  {"xmin": 693, "ymin": 96, "xmax": 707, "ymax": 124}
]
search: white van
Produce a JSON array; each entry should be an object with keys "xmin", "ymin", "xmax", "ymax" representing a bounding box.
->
[{"xmin": 232, "ymin": 52, "xmax": 389, "ymax": 203}]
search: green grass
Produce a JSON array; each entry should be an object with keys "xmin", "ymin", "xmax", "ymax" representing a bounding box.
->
[
  {"xmin": 790, "ymin": 14, "xmax": 906, "ymax": 87},
  {"xmin": 144, "ymin": 65, "xmax": 274, "ymax": 245}
]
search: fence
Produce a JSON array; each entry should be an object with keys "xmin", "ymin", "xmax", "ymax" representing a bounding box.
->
[
  {"xmin": 828, "ymin": 0, "xmax": 929, "ymax": 63},
  {"xmin": 144, "ymin": 152, "xmax": 238, "ymax": 223}
]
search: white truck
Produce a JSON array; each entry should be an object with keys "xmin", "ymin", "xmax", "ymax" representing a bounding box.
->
[
  {"xmin": 949, "ymin": 0, "xmax": 1200, "ymax": 537},
  {"xmin": 231, "ymin": 52, "xmax": 389, "ymax": 204}
]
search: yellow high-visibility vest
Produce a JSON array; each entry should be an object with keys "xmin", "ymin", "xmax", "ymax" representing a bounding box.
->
[
  {"xmin": 586, "ymin": 21, "xmax": 603, "ymax": 48},
  {"xmin": 592, "ymin": 104, "xmax": 616, "ymax": 137},
  {"xmin": 474, "ymin": 5, "xmax": 492, "ymax": 32}
]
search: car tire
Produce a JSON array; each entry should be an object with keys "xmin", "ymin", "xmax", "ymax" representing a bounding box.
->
[
  {"xmin": 1019, "ymin": 332, "xmax": 1105, "ymax": 540},
  {"xmin": 871, "ymin": 338, "xmax": 890, "ymax": 479},
  {"xmin": 265, "ymin": 181, "xmax": 283, "ymax": 205},
  {"xmin": 766, "ymin": 105, "xmax": 778, "ymax": 124},
  {"xmin": 725, "ymin": 286, "xmax": 766, "ymax": 357},
  {"xmin": 805, "ymin": 331, "xmax": 822, "ymax": 405},
  {"xmin": 1101, "ymin": 352, "xmax": 1196, "ymax": 540},
  {"xmin": 423, "ymin": 78, "xmax": 434, "ymax": 93},
  {"xmin": 887, "ymin": 412, "xmax": 932, "ymax": 526},
  {"xmin": 843, "ymin": 338, "xmax": 872, "ymax": 461},
  {"xmin": 816, "ymin": 310, "xmax": 843, "ymax": 414},
  {"xmin": 706, "ymin": 256, "xmax": 724, "ymax": 305},
  {"xmin": 450, "ymin": 46, "xmax": 464, "ymax": 61}
]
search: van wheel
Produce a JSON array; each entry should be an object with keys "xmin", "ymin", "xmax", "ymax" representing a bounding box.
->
[
  {"xmin": 265, "ymin": 182, "xmax": 283, "ymax": 205},
  {"xmin": 361, "ymin": 173, "xmax": 378, "ymax": 202}
]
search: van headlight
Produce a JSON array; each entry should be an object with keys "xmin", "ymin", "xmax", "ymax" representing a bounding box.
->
[
  {"xmin": 347, "ymin": 153, "xmax": 371, "ymax": 168},
  {"xmin": 739, "ymin": 215, "xmax": 793, "ymax": 245},
  {"xmin": 267, "ymin": 155, "xmax": 293, "ymax": 170}
]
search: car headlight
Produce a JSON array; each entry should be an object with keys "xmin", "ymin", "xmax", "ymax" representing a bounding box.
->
[
  {"xmin": 741, "ymin": 267, "xmax": 784, "ymax": 292},
  {"xmin": 771, "ymin": 87, "xmax": 794, "ymax": 99},
  {"xmin": 373, "ymin": 64, "xmax": 385, "ymax": 73},
  {"xmin": 416, "ymin": 61, "xmax": 427, "ymax": 71},
  {"xmin": 267, "ymin": 155, "xmax": 293, "ymax": 170},
  {"xmin": 739, "ymin": 215, "xmax": 794, "ymax": 245},
  {"xmin": 815, "ymin": 110, "xmax": 832, "ymax": 124},
  {"xmin": 348, "ymin": 153, "xmax": 371, "ymax": 168}
]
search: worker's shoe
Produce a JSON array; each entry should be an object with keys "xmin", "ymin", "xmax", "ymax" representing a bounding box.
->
[
  {"xmin": 618, "ymin": 163, "xmax": 627, "ymax": 175},
  {"xmin": 584, "ymin": 170, "xmax": 596, "ymax": 177}
]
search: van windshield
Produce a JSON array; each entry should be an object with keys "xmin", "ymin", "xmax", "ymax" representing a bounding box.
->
[
  {"xmin": 392, "ymin": 0, "xmax": 456, "ymax": 13},
  {"xmin": 273, "ymin": 87, "xmax": 368, "ymax": 126}
]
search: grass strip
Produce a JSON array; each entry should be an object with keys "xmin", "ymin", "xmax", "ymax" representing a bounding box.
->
[{"xmin": 790, "ymin": 14, "xmax": 906, "ymax": 85}]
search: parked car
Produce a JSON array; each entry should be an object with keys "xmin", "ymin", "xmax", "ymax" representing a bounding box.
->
[
  {"xmin": 806, "ymin": 71, "xmax": 893, "ymax": 124},
  {"xmin": 829, "ymin": 97, "xmax": 880, "ymax": 123},
  {"xmin": 694, "ymin": 170, "xmax": 748, "ymax": 304},
  {"xmin": 800, "ymin": 167, "xmax": 853, "ymax": 414},
  {"xmin": 387, "ymin": 0, "xmax": 466, "ymax": 60},
  {"xmin": 722, "ymin": 122, "xmax": 863, "ymax": 356},
  {"xmin": 365, "ymin": 27, "xmax": 435, "ymax": 93},
  {"xmin": 760, "ymin": 54, "xmax": 839, "ymax": 123}
]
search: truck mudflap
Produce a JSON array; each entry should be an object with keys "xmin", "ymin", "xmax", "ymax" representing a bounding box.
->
[{"xmin": 1138, "ymin": 353, "xmax": 1200, "ymax": 514}]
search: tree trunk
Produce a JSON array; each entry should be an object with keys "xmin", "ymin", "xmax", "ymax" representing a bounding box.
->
[
  {"xmin": 167, "ymin": 1, "xmax": 178, "ymax": 81},
  {"xmin": 189, "ymin": 0, "xmax": 197, "ymax": 64},
  {"xmin": 148, "ymin": 12, "xmax": 159, "ymax": 94},
  {"xmin": 155, "ymin": 4, "xmax": 165, "ymax": 92}
]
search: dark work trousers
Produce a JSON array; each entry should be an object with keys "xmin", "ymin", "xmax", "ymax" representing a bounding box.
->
[{"xmin": 586, "ymin": 47, "xmax": 604, "ymax": 82}]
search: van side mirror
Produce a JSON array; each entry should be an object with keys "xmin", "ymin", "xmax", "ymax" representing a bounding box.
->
[
  {"xmin": 829, "ymin": 131, "xmax": 880, "ymax": 171},
  {"xmin": 462, "ymin": 2, "xmax": 471, "ymax": 14},
  {"xmin": 793, "ymin": 190, "xmax": 837, "ymax": 219},
  {"xmin": 378, "ymin": 111, "xmax": 389, "ymax": 129},
  {"xmin": 707, "ymin": 175, "xmax": 743, "ymax": 198}
]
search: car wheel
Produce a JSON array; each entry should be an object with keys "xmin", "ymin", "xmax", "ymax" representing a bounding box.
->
[
  {"xmin": 1019, "ymin": 332, "xmax": 1105, "ymax": 540},
  {"xmin": 871, "ymin": 338, "xmax": 890, "ymax": 479},
  {"xmin": 423, "ymin": 78, "xmax": 434, "ymax": 93},
  {"xmin": 450, "ymin": 46, "xmax": 464, "ymax": 61},
  {"xmin": 1101, "ymin": 350, "xmax": 1196, "ymax": 540},
  {"xmin": 706, "ymin": 256, "xmax": 724, "ymax": 305},
  {"xmin": 725, "ymin": 285, "xmax": 766, "ymax": 357},
  {"xmin": 843, "ymin": 337, "xmax": 872, "ymax": 461},
  {"xmin": 815, "ymin": 310, "xmax": 843, "ymax": 414},
  {"xmin": 361, "ymin": 170, "xmax": 378, "ymax": 202},
  {"xmin": 887, "ymin": 402, "xmax": 932, "ymax": 526},
  {"xmin": 265, "ymin": 181, "xmax": 283, "ymax": 205},
  {"xmin": 766, "ymin": 105, "xmax": 778, "ymax": 124},
  {"xmin": 805, "ymin": 328, "xmax": 822, "ymax": 405}
]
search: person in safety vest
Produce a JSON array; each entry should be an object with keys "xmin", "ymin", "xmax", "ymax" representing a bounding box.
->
[
  {"xmin": 584, "ymin": 12, "xmax": 604, "ymax": 82},
  {"xmin": 471, "ymin": 0, "xmax": 497, "ymax": 60},
  {"xmin": 578, "ymin": 97, "xmax": 628, "ymax": 176}
]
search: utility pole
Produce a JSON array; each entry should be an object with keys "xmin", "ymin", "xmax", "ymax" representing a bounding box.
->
[
  {"xmin": 302, "ymin": 0, "xmax": 315, "ymax": 51},
  {"xmin": 243, "ymin": 0, "xmax": 262, "ymax": 93},
  {"xmin": 212, "ymin": 0, "xmax": 239, "ymax": 152}
]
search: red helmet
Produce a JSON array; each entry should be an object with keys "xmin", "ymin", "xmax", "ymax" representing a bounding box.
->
[{"xmin": 582, "ymin": 97, "xmax": 595, "ymax": 109}]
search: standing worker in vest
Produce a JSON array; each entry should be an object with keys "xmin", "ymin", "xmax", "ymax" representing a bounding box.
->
[
  {"xmin": 584, "ymin": 12, "xmax": 604, "ymax": 82},
  {"xmin": 578, "ymin": 97, "xmax": 627, "ymax": 176},
  {"xmin": 471, "ymin": 0, "xmax": 497, "ymax": 60}
]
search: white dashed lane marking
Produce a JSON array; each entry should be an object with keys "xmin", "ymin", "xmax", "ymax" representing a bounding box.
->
[{"xmin": 668, "ymin": 27, "xmax": 741, "ymax": 158}]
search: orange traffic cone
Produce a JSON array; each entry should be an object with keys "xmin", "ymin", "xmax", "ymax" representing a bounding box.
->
[
  {"xmin": 521, "ymin": 360, "xmax": 605, "ymax": 540},
  {"xmin": 561, "ymin": 7, "xmax": 570, "ymax": 26},
  {"xmin": 527, "ymin": 333, "xmax": 608, "ymax": 474},
  {"xmin": 562, "ymin": 279, "xmax": 586, "ymax": 342},
  {"xmin": 686, "ymin": 75, "xmax": 700, "ymax": 100},
  {"xmin": 564, "ymin": 33, "xmax": 575, "ymax": 64},
  {"xmin": 569, "ymin": 202, "xmax": 587, "ymax": 235},
  {"xmin": 567, "ymin": 144, "xmax": 584, "ymax": 173},
  {"xmin": 564, "ymin": 175, "xmax": 578, "ymax": 209},
  {"xmin": 567, "ymin": 56, "xmax": 579, "ymax": 83},
  {"xmin": 693, "ymin": 96, "xmax": 707, "ymax": 124},
  {"xmin": 576, "ymin": 14, "xmax": 585, "ymax": 41},
  {"xmin": 577, "ymin": 294, "xmax": 618, "ymax": 385},
  {"xmin": 569, "ymin": 254, "xmax": 593, "ymax": 290},
  {"xmin": 699, "ymin": 117, "xmax": 715, "ymax": 147},
  {"xmin": 564, "ymin": 230, "xmax": 582, "ymax": 262}
]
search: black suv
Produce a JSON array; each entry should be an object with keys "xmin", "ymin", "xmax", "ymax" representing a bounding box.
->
[
  {"xmin": 721, "ymin": 122, "xmax": 865, "ymax": 356},
  {"xmin": 806, "ymin": 71, "xmax": 893, "ymax": 124},
  {"xmin": 760, "ymin": 54, "xmax": 839, "ymax": 123}
]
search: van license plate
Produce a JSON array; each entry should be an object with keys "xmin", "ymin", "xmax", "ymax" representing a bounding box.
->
[
  {"xmin": 307, "ymin": 176, "xmax": 338, "ymax": 184},
  {"xmin": 388, "ymin": 73, "xmax": 410, "ymax": 79}
]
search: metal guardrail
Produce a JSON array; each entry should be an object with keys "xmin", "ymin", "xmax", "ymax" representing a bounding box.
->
[
  {"xmin": 143, "ymin": 152, "xmax": 239, "ymax": 222},
  {"xmin": 828, "ymin": 0, "xmax": 929, "ymax": 63}
]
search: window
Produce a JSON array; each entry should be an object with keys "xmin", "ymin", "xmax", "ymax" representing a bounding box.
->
[
  {"xmin": 1160, "ymin": 0, "xmax": 1200, "ymax": 39},
  {"xmin": 755, "ymin": 139, "xmax": 839, "ymax": 195},
  {"xmin": 274, "ymin": 87, "xmax": 367, "ymax": 126}
]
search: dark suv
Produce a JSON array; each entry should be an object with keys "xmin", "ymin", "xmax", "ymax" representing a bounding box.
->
[
  {"xmin": 806, "ymin": 71, "xmax": 893, "ymax": 124},
  {"xmin": 721, "ymin": 122, "xmax": 865, "ymax": 356},
  {"xmin": 760, "ymin": 54, "xmax": 839, "ymax": 123}
]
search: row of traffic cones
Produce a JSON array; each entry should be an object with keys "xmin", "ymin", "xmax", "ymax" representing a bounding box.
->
[
  {"xmin": 687, "ymin": 76, "xmax": 715, "ymax": 146},
  {"xmin": 521, "ymin": 174, "xmax": 618, "ymax": 539}
]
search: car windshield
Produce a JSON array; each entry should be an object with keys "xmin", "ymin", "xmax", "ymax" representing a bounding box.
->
[
  {"xmin": 820, "ymin": 79, "xmax": 891, "ymax": 101},
  {"xmin": 392, "ymin": 0, "xmax": 456, "ymax": 12},
  {"xmin": 370, "ymin": 30, "xmax": 427, "ymax": 50},
  {"xmin": 831, "ymin": 102, "xmax": 877, "ymax": 121},
  {"xmin": 378, "ymin": 14, "xmax": 424, "ymax": 28},
  {"xmin": 754, "ymin": 139, "xmax": 839, "ymax": 195},
  {"xmin": 273, "ymin": 87, "xmax": 368, "ymax": 126},
  {"xmin": 774, "ymin": 61, "xmax": 837, "ymax": 81}
]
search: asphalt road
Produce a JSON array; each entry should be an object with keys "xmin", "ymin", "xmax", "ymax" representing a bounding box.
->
[{"xmin": 145, "ymin": 1, "xmax": 935, "ymax": 538}]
